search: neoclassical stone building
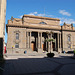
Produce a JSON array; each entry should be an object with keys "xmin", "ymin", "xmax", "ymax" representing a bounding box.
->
[{"xmin": 6, "ymin": 15, "xmax": 75, "ymax": 54}]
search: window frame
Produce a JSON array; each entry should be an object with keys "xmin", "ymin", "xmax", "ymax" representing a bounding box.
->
[
  {"xmin": 15, "ymin": 43, "xmax": 19, "ymax": 48},
  {"xmin": 67, "ymin": 34, "xmax": 71, "ymax": 42},
  {"xmin": 16, "ymin": 33, "xmax": 19, "ymax": 40}
]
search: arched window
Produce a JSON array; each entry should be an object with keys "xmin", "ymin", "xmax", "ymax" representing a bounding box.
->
[
  {"xmin": 39, "ymin": 22, "xmax": 47, "ymax": 24},
  {"xmin": 68, "ymin": 36, "xmax": 71, "ymax": 42},
  {"xmin": 16, "ymin": 33, "xmax": 19, "ymax": 40},
  {"xmin": 67, "ymin": 34, "xmax": 71, "ymax": 48}
]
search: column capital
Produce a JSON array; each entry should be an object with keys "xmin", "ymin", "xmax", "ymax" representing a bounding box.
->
[
  {"xmin": 40, "ymin": 32, "xmax": 42, "ymax": 33},
  {"xmin": 38, "ymin": 31, "xmax": 42, "ymax": 33},
  {"xmin": 59, "ymin": 33, "xmax": 61, "ymax": 34},
  {"xmin": 26, "ymin": 31, "xmax": 32, "ymax": 33},
  {"xmin": 29, "ymin": 31, "xmax": 32, "ymax": 32}
]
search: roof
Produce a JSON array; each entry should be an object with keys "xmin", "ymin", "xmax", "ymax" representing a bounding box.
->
[{"xmin": 23, "ymin": 15, "xmax": 60, "ymax": 21}]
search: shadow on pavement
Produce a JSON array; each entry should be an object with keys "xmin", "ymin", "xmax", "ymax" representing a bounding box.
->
[
  {"xmin": 66, "ymin": 51, "xmax": 74, "ymax": 54},
  {"xmin": 1, "ymin": 55, "xmax": 75, "ymax": 75}
]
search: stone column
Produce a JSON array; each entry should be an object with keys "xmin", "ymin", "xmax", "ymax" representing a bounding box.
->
[
  {"xmin": 59, "ymin": 33, "xmax": 62, "ymax": 53},
  {"xmin": 55, "ymin": 38, "xmax": 56, "ymax": 50},
  {"xmin": 46, "ymin": 41, "xmax": 48, "ymax": 51},
  {"xmin": 57, "ymin": 33, "xmax": 59, "ymax": 52},
  {"xmin": 48, "ymin": 35, "xmax": 50, "ymax": 53},
  {"xmin": 38, "ymin": 32, "xmax": 40, "ymax": 48},
  {"xmin": 26, "ymin": 32, "xmax": 28, "ymax": 49},
  {"xmin": 28, "ymin": 32, "xmax": 29, "ymax": 48},
  {"xmin": 25, "ymin": 31, "xmax": 26, "ymax": 48},
  {"xmin": 60, "ymin": 33, "xmax": 61, "ymax": 48},
  {"xmin": 36, "ymin": 37, "xmax": 37, "ymax": 49},
  {"xmin": 38, "ymin": 32, "xmax": 43, "ymax": 53},
  {"xmin": 29, "ymin": 32, "xmax": 31, "ymax": 48},
  {"xmin": 40, "ymin": 32, "xmax": 42, "ymax": 49},
  {"xmin": 51, "ymin": 34, "xmax": 53, "ymax": 52}
]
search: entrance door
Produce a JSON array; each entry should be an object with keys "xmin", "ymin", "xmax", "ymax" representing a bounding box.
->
[
  {"xmin": 42, "ymin": 42, "xmax": 46, "ymax": 51},
  {"xmin": 31, "ymin": 41, "xmax": 37, "ymax": 51},
  {"xmin": 31, "ymin": 43, "xmax": 34, "ymax": 51},
  {"xmin": 42, "ymin": 44, "xmax": 44, "ymax": 50},
  {"xmin": 52, "ymin": 42, "xmax": 55, "ymax": 51}
]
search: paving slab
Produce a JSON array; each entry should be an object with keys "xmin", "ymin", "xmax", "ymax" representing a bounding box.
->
[
  {"xmin": 58, "ymin": 64, "xmax": 75, "ymax": 75},
  {"xmin": 2, "ymin": 52, "xmax": 75, "ymax": 75},
  {"xmin": 3, "ymin": 57, "xmax": 59, "ymax": 75}
]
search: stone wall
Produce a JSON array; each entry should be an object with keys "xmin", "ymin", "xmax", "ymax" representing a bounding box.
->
[
  {"xmin": 23, "ymin": 15, "xmax": 60, "ymax": 25},
  {"xmin": 7, "ymin": 27, "xmax": 26, "ymax": 49},
  {"xmin": 62, "ymin": 31, "xmax": 75, "ymax": 52}
]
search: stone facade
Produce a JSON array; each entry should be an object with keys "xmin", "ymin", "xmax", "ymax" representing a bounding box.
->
[
  {"xmin": 6, "ymin": 15, "xmax": 75, "ymax": 54},
  {"xmin": 0, "ymin": 0, "xmax": 6, "ymax": 54}
]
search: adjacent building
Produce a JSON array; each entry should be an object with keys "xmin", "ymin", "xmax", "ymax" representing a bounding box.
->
[
  {"xmin": 0, "ymin": 0, "xmax": 6, "ymax": 55},
  {"xmin": 6, "ymin": 15, "xmax": 75, "ymax": 54}
]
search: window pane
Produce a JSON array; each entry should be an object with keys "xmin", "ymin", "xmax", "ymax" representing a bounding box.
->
[
  {"xmin": 39, "ymin": 22, "xmax": 47, "ymax": 24},
  {"xmin": 68, "ymin": 36, "xmax": 70, "ymax": 41},
  {"xmin": 15, "ymin": 44, "xmax": 19, "ymax": 48},
  {"xmin": 16, "ymin": 33, "xmax": 19, "ymax": 39}
]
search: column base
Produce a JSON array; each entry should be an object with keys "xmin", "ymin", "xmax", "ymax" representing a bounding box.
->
[
  {"xmin": 48, "ymin": 48, "xmax": 50, "ymax": 53},
  {"xmin": 26, "ymin": 48, "xmax": 33, "ymax": 53},
  {"xmin": 38, "ymin": 48, "xmax": 43, "ymax": 53},
  {"xmin": 48, "ymin": 49, "xmax": 53, "ymax": 53},
  {"xmin": 58, "ymin": 48, "xmax": 62, "ymax": 53}
]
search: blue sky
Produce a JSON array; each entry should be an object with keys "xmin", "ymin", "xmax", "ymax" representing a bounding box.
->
[{"xmin": 5, "ymin": 0, "xmax": 75, "ymax": 43}]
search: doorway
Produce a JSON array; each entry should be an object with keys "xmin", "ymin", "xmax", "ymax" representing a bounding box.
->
[
  {"xmin": 31, "ymin": 32, "xmax": 38, "ymax": 52},
  {"xmin": 42, "ymin": 32, "xmax": 48, "ymax": 52}
]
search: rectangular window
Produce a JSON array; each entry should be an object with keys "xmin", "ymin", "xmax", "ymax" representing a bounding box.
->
[
  {"xmin": 15, "ymin": 43, "xmax": 19, "ymax": 48},
  {"xmin": 16, "ymin": 33, "xmax": 19, "ymax": 39}
]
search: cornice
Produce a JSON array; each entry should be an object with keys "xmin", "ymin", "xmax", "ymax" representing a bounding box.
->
[
  {"xmin": 6, "ymin": 24, "xmax": 75, "ymax": 32},
  {"xmin": 6, "ymin": 24, "xmax": 61, "ymax": 30},
  {"xmin": 23, "ymin": 15, "xmax": 60, "ymax": 21}
]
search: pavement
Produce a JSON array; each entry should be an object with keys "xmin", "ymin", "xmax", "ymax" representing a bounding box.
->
[{"xmin": 1, "ymin": 52, "xmax": 75, "ymax": 75}]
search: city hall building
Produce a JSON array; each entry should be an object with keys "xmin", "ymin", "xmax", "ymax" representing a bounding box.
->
[{"xmin": 6, "ymin": 15, "xmax": 75, "ymax": 54}]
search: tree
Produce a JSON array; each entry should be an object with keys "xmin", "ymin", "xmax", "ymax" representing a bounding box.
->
[
  {"xmin": 46, "ymin": 31, "xmax": 55, "ymax": 53},
  {"xmin": 46, "ymin": 38, "xmax": 55, "ymax": 53}
]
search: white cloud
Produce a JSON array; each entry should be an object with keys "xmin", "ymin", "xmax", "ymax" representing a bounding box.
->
[
  {"xmin": 59, "ymin": 10, "xmax": 71, "ymax": 16},
  {"xmin": 19, "ymin": 12, "xmax": 54, "ymax": 18},
  {"xmin": 37, "ymin": 14, "xmax": 45, "ymax": 17},
  {"xmin": 28, "ymin": 12, "xmax": 38, "ymax": 16},
  {"xmin": 28, "ymin": 12, "xmax": 54, "ymax": 17},
  {"xmin": 59, "ymin": 17, "xmax": 75, "ymax": 25},
  {"xmin": 28, "ymin": 12, "xmax": 45, "ymax": 17},
  {"xmin": 28, "ymin": 13, "xmax": 35, "ymax": 16},
  {"xmin": 19, "ymin": 15, "xmax": 23, "ymax": 18},
  {"xmin": 34, "ymin": 12, "xmax": 38, "ymax": 14}
]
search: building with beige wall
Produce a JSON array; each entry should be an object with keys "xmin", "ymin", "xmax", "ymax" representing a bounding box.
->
[
  {"xmin": 6, "ymin": 15, "xmax": 75, "ymax": 54},
  {"xmin": 0, "ymin": 0, "xmax": 6, "ymax": 55}
]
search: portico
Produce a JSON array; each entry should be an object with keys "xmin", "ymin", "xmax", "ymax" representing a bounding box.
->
[{"xmin": 24, "ymin": 29, "xmax": 62, "ymax": 53}]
